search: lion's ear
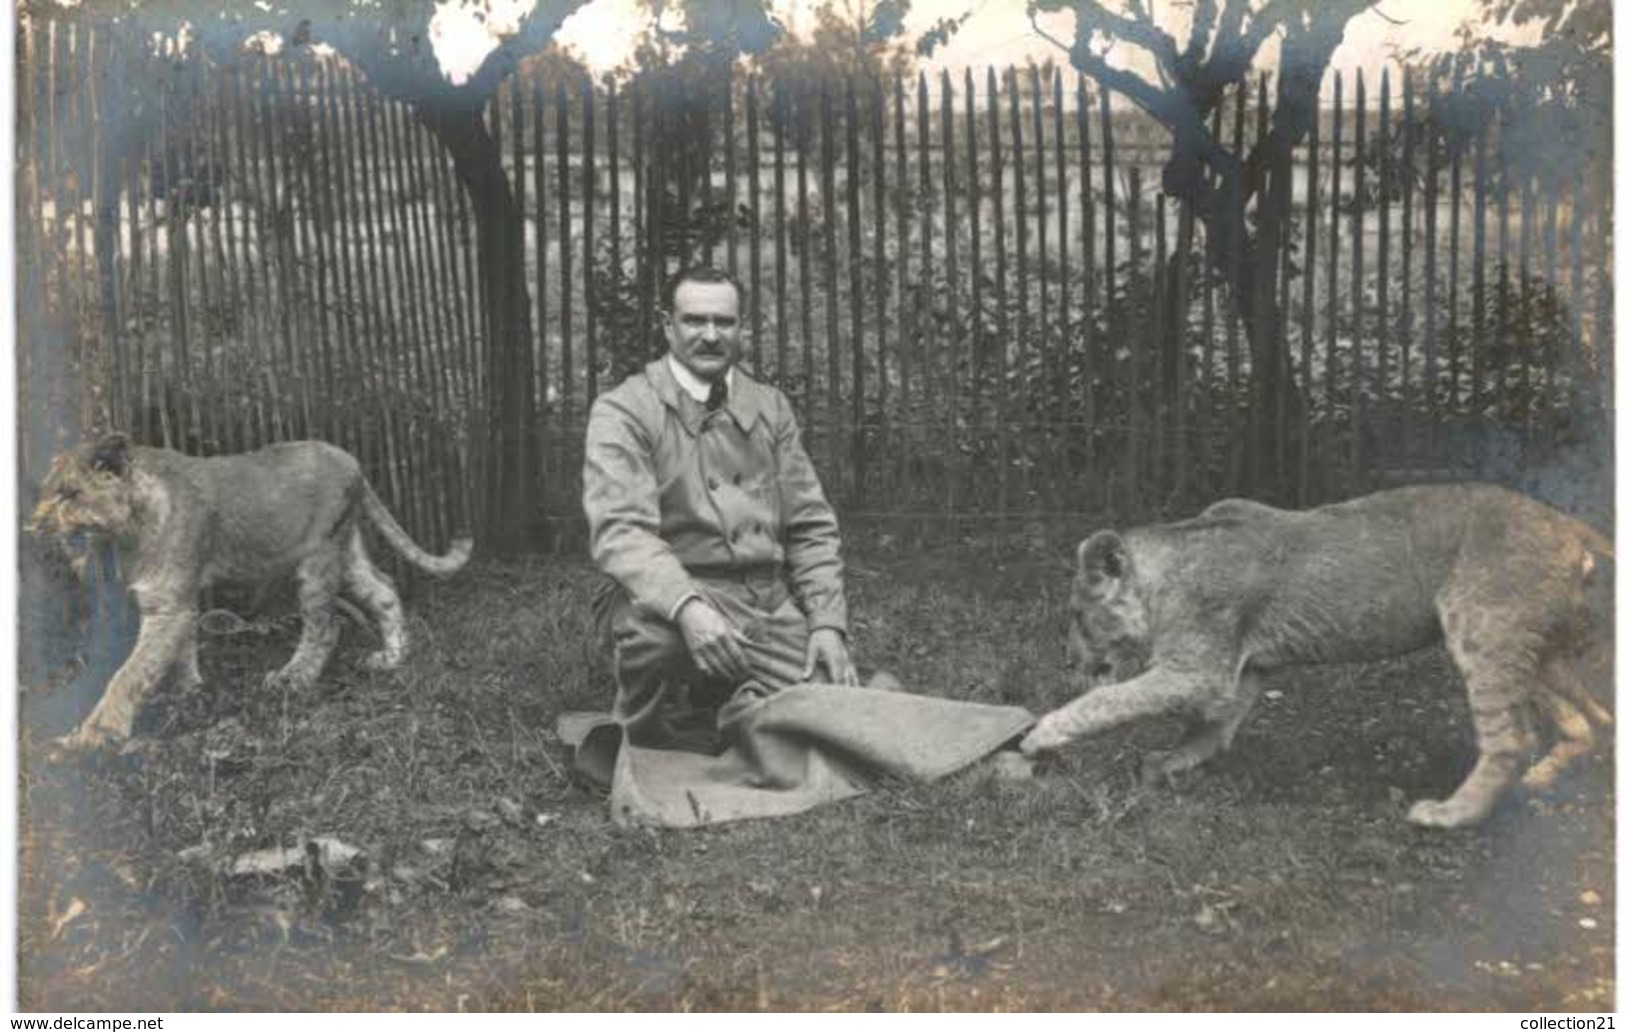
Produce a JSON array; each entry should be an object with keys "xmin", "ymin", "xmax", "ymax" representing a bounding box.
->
[
  {"xmin": 90, "ymin": 433, "xmax": 131, "ymax": 477},
  {"xmin": 1078, "ymin": 531, "xmax": 1130, "ymax": 597}
]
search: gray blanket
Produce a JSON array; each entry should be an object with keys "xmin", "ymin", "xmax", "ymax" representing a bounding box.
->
[{"xmin": 558, "ymin": 683, "xmax": 1035, "ymax": 827}]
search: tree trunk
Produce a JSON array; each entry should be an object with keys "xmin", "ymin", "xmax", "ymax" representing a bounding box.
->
[
  {"xmin": 1162, "ymin": 200, "xmax": 1196, "ymax": 401},
  {"xmin": 420, "ymin": 101, "xmax": 538, "ymax": 551},
  {"xmin": 1193, "ymin": 165, "xmax": 1302, "ymax": 501}
]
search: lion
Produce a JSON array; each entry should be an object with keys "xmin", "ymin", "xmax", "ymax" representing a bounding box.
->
[
  {"xmin": 1019, "ymin": 484, "xmax": 1613, "ymax": 829},
  {"xmin": 28, "ymin": 433, "xmax": 473, "ymax": 749}
]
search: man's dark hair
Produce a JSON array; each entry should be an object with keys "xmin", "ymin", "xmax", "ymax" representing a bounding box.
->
[{"xmin": 663, "ymin": 265, "xmax": 747, "ymax": 313}]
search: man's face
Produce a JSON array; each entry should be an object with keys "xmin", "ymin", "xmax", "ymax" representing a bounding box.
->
[{"xmin": 664, "ymin": 280, "xmax": 743, "ymax": 383}]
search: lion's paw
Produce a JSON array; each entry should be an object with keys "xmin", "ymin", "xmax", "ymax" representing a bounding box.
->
[
  {"xmin": 262, "ymin": 667, "xmax": 317, "ymax": 693},
  {"xmin": 1019, "ymin": 716, "xmax": 1069, "ymax": 757},
  {"xmin": 361, "ymin": 650, "xmax": 402, "ymax": 672},
  {"xmin": 55, "ymin": 720, "xmax": 124, "ymax": 753},
  {"xmin": 1406, "ymin": 798, "xmax": 1479, "ymax": 829},
  {"xmin": 1519, "ymin": 763, "xmax": 1561, "ymax": 792},
  {"xmin": 990, "ymin": 750, "xmax": 1036, "ymax": 782}
]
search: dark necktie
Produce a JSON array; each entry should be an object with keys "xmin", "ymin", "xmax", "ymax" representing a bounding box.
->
[{"xmin": 705, "ymin": 379, "xmax": 728, "ymax": 412}]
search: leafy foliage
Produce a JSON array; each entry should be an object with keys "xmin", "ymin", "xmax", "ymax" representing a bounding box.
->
[
  {"xmin": 750, "ymin": 0, "xmax": 920, "ymax": 131},
  {"xmin": 1416, "ymin": 0, "xmax": 1610, "ymax": 183}
]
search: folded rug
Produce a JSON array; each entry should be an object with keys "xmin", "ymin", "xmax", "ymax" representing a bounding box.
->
[{"xmin": 558, "ymin": 682, "xmax": 1036, "ymax": 828}]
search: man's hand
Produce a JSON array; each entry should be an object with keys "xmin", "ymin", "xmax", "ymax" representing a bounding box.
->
[
  {"xmin": 675, "ymin": 598, "xmax": 754, "ymax": 684},
  {"xmin": 801, "ymin": 628, "xmax": 858, "ymax": 686}
]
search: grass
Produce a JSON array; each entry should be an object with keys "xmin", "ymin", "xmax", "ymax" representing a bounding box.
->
[{"xmin": 16, "ymin": 538, "xmax": 1616, "ymax": 1011}]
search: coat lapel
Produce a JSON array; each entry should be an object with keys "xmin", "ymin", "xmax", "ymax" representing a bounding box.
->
[
  {"xmin": 648, "ymin": 358, "xmax": 706, "ymax": 438},
  {"xmin": 723, "ymin": 368, "xmax": 768, "ymax": 431},
  {"xmin": 648, "ymin": 356, "xmax": 767, "ymax": 436}
]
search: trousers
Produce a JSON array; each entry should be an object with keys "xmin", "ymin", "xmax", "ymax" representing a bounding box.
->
[{"xmin": 591, "ymin": 570, "xmax": 811, "ymax": 754}]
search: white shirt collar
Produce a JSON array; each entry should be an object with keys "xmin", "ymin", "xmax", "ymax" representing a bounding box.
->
[{"xmin": 667, "ymin": 355, "xmax": 734, "ymax": 404}]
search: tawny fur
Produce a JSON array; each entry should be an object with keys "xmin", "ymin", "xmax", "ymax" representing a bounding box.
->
[
  {"xmin": 28, "ymin": 434, "xmax": 473, "ymax": 749},
  {"xmin": 1021, "ymin": 484, "xmax": 1612, "ymax": 829}
]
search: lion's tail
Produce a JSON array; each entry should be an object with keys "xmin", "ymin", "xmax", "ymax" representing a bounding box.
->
[{"xmin": 360, "ymin": 481, "xmax": 473, "ymax": 576}]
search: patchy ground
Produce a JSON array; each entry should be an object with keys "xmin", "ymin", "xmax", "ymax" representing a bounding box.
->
[{"xmin": 17, "ymin": 539, "xmax": 1616, "ymax": 1011}]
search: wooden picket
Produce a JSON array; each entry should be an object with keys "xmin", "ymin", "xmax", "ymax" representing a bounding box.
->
[{"xmin": 16, "ymin": 9, "xmax": 1613, "ymax": 555}]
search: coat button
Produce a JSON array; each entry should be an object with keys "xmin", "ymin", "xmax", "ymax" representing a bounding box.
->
[
  {"xmin": 730, "ymin": 527, "xmax": 743, "ymax": 542},
  {"xmin": 733, "ymin": 473, "xmax": 743, "ymax": 486},
  {"xmin": 707, "ymin": 478, "xmax": 719, "ymax": 491}
]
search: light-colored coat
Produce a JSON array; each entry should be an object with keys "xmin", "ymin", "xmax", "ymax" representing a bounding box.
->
[{"xmin": 582, "ymin": 358, "xmax": 848, "ymax": 634}]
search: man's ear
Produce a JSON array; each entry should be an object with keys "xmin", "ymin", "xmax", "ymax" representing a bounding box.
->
[
  {"xmin": 1077, "ymin": 530, "xmax": 1130, "ymax": 599},
  {"xmin": 90, "ymin": 433, "xmax": 131, "ymax": 477}
]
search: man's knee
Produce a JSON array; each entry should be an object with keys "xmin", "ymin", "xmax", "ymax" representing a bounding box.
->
[{"xmin": 606, "ymin": 598, "xmax": 692, "ymax": 681}]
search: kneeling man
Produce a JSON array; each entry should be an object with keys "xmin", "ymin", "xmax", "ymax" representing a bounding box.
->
[{"xmin": 583, "ymin": 265, "xmax": 857, "ymax": 754}]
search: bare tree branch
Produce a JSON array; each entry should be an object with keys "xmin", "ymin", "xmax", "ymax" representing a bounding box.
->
[
  {"xmin": 1183, "ymin": 0, "xmax": 1219, "ymax": 66},
  {"xmin": 1028, "ymin": 9, "xmax": 1072, "ymax": 54},
  {"xmin": 1237, "ymin": 0, "xmax": 1377, "ymax": 191},
  {"xmin": 1206, "ymin": 0, "xmax": 1292, "ymax": 90},
  {"xmin": 1072, "ymin": 0, "xmax": 1183, "ymax": 80},
  {"xmin": 1046, "ymin": 3, "xmax": 1238, "ymax": 180},
  {"xmin": 80, "ymin": 0, "xmax": 597, "ymax": 112},
  {"xmin": 1208, "ymin": 0, "xmax": 1250, "ymax": 65}
]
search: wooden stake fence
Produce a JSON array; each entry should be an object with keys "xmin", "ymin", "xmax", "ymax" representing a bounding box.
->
[{"xmin": 18, "ymin": 13, "xmax": 1613, "ymax": 554}]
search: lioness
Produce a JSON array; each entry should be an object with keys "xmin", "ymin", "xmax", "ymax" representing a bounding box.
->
[
  {"xmin": 28, "ymin": 433, "xmax": 473, "ymax": 749},
  {"xmin": 1020, "ymin": 485, "xmax": 1612, "ymax": 828}
]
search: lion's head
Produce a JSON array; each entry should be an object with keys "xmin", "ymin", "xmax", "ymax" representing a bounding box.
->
[
  {"xmin": 29, "ymin": 434, "xmax": 139, "ymax": 553},
  {"xmin": 1066, "ymin": 530, "xmax": 1153, "ymax": 690}
]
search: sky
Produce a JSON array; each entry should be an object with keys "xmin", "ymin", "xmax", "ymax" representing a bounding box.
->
[{"xmin": 429, "ymin": 0, "xmax": 1542, "ymax": 86}]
